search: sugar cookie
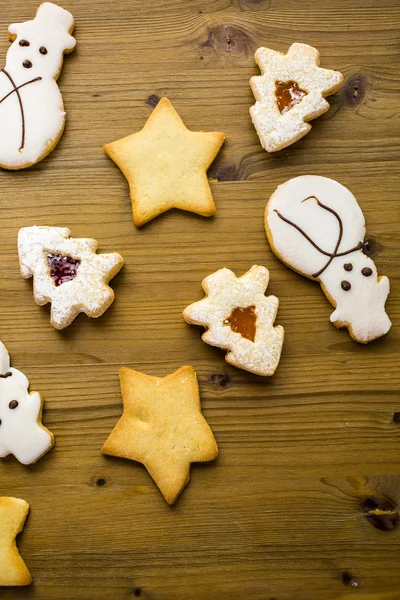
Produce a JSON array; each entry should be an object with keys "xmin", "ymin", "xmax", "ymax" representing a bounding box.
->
[
  {"xmin": 0, "ymin": 341, "xmax": 53, "ymax": 464},
  {"xmin": 18, "ymin": 226, "xmax": 124, "ymax": 329},
  {"xmin": 0, "ymin": 497, "xmax": 31, "ymax": 586},
  {"xmin": 101, "ymin": 366, "xmax": 218, "ymax": 505},
  {"xmin": 265, "ymin": 175, "xmax": 391, "ymax": 343},
  {"xmin": 183, "ymin": 265, "xmax": 284, "ymax": 376},
  {"xmin": 104, "ymin": 97, "xmax": 225, "ymax": 227},
  {"xmin": 0, "ymin": 3, "xmax": 76, "ymax": 169},
  {"xmin": 250, "ymin": 43, "xmax": 343, "ymax": 152}
]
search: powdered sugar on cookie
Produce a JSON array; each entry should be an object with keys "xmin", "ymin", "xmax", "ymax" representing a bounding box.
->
[
  {"xmin": 18, "ymin": 226, "xmax": 123, "ymax": 329},
  {"xmin": 0, "ymin": 341, "xmax": 53, "ymax": 465},
  {"xmin": 183, "ymin": 265, "xmax": 284, "ymax": 376},
  {"xmin": 250, "ymin": 43, "xmax": 343, "ymax": 152},
  {"xmin": 265, "ymin": 175, "xmax": 391, "ymax": 343},
  {"xmin": 0, "ymin": 3, "xmax": 75, "ymax": 169}
]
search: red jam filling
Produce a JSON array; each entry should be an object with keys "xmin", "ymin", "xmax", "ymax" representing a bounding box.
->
[{"xmin": 47, "ymin": 253, "xmax": 81, "ymax": 286}]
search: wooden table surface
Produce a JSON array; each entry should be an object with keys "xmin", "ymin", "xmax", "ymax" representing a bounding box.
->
[{"xmin": 0, "ymin": 1, "xmax": 399, "ymax": 598}]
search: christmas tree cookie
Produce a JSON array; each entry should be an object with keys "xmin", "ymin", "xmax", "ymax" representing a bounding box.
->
[
  {"xmin": 0, "ymin": 341, "xmax": 54, "ymax": 464},
  {"xmin": 0, "ymin": 497, "xmax": 31, "ymax": 586},
  {"xmin": 104, "ymin": 97, "xmax": 225, "ymax": 226},
  {"xmin": 0, "ymin": 2, "xmax": 76, "ymax": 169},
  {"xmin": 265, "ymin": 176, "xmax": 391, "ymax": 343},
  {"xmin": 102, "ymin": 366, "xmax": 218, "ymax": 505},
  {"xmin": 183, "ymin": 265, "xmax": 284, "ymax": 376},
  {"xmin": 250, "ymin": 43, "xmax": 343, "ymax": 152},
  {"xmin": 18, "ymin": 226, "xmax": 124, "ymax": 329}
]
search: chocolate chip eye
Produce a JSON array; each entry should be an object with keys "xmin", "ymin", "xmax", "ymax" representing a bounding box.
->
[
  {"xmin": 361, "ymin": 267, "xmax": 373, "ymax": 277},
  {"xmin": 39, "ymin": 46, "xmax": 47, "ymax": 55},
  {"xmin": 343, "ymin": 263, "xmax": 353, "ymax": 271},
  {"xmin": 19, "ymin": 39, "xmax": 30, "ymax": 47},
  {"xmin": 9, "ymin": 400, "xmax": 18, "ymax": 410},
  {"xmin": 23, "ymin": 60, "xmax": 32, "ymax": 69},
  {"xmin": 341, "ymin": 280, "xmax": 351, "ymax": 291}
]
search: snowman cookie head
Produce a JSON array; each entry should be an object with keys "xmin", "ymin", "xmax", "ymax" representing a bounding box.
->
[
  {"xmin": 0, "ymin": 341, "xmax": 54, "ymax": 465},
  {"xmin": 265, "ymin": 176, "xmax": 391, "ymax": 343},
  {"xmin": 6, "ymin": 2, "xmax": 75, "ymax": 81}
]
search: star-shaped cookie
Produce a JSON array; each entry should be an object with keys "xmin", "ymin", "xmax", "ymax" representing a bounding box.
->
[
  {"xmin": 250, "ymin": 43, "xmax": 344, "ymax": 152},
  {"xmin": 0, "ymin": 497, "xmax": 31, "ymax": 586},
  {"xmin": 18, "ymin": 226, "xmax": 124, "ymax": 329},
  {"xmin": 101, "ymin": 366, "xmax": 218, "ymax": 505},
  {"xmin": 104, "ymin": 97, "xmax": 225, "ymax": 227},
  {"xmin": 183, "ymin": 265, "xmax": 284, "ymax": 376}
]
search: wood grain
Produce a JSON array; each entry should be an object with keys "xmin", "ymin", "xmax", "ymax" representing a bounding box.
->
[{"xmin": 0, "ymin": 0, "xmax": 399, "ymax": 598}]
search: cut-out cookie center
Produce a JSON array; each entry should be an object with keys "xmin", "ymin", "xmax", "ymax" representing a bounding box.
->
[
  {"xmin": 223, "ymin": 306, "xmax": 257, "ymax": 342},
  {"xmin": 275, "ymin": 80, "xmax": 307, "ymax": 114},
  {"xmin": 47, "ymin": 253, "xmax": 81, "ymax": 287}
]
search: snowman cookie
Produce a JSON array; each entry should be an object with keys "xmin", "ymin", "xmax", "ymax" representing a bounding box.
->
[
  {"xmin": 0, "ymin": 341, "xmax": 53, "ymax": 465},
  {"xmin": 18, "ymin": 226, "xmax": 124, "ymax": 329},
  {"xmin": 0, "ymin": 2, "xmax": 75, "ymax": 169},
  {"xmin": 183, "ymin": 265, "xmax": 284, "ymax": 376},
  {"xmin": 250, "ymin": 43, "xmax": 343, "ymax": 152},
  {"xmin": 265, "ymin": 176, "xmax": 391, "ymax": 343}
]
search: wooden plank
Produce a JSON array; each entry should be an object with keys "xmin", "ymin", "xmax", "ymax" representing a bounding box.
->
[{"xmin": 0, "ymin": 0, "xmax": 399, "ymax": 598}]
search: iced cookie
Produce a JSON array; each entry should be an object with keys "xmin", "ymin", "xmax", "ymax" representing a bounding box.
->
[
  {"xmin": 183, "ymin": 265, "xmax": 284, "ymax": 376},
  {"xmin": 250, "ymin": 43, "xmax": 343, "ymax": 152},
  {"xmin": 0, "ymin": 497, "xmax": 31, "ymax": 586},
  {"xmin": 104, "ymin": 97, "xmax": 225, "ymax": 227},
  {"xmin": 18, "ymin": 226, "xmax": 124, "ymax": 329},
  {"xmin": 265, "ymin": 176, "xmax": 391, "ymax": 343},
  {"xmin": 0, "ymin": 3, "xmax": 76, "ymax": 169},
  {"xmin": 0, "ymin": 341, "xmax": 53, "ymax": 464},
  {"xmin": 101, "ymin": 366, "xmax": 218, "ymax": 505}
]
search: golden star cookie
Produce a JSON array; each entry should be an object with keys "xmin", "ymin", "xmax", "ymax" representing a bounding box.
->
[
  {"xmin": 104, "ymin": 97, "xmax": 225, "ymax": 227},
  {"xmin": 250, "ymin": 43, "xmax": 344, "ymax": 152},
  {"xmin": 265, "ymin": 175, "xmax": 391, "ymax": 343},
  {"xmin": 0, "ymin": 497, "xmax": 31, "ymax": 586},
  {"xmin": 101, "ymin": 366, "xmax": 218, "ymax": 505},
  {"xmin": 18, "ymin": 226, "xmax": 124, "ymax": 329},
  {"xmin": 0, "ymin": 341, "xmax": 54, "ymax": 464},
  {"xmin": 183, "ymin": 265, "xmax": 284, "ymax": 376}
]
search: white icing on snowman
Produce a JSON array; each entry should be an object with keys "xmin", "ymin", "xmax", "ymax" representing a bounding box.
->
[
  {"xmin": 0, "ymin": 342, "xmax": 54, "ymax": 464},
  {"xmin": 0, "ymin": 2, "xmax": 75, "ymax": 169},
  {"xmin": 266, "ymin": 176, "xmax": 391, "ymax": 343}
]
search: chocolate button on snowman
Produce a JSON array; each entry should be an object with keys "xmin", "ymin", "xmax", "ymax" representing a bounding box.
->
[{"xmin": 0, "ymin": 2, "xmax": 75, "ymax": 169}]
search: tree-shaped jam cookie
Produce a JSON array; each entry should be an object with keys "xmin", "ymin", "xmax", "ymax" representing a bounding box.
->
[
  {"xmin": 18, "ymin": 226, "xmax": 123, "ymax": 329},
  {"xmin": 250, "ymin": 43, "xmax": 343, "ymax": 152},
  {"xmin": 183, "ymin": 265, "xmax": 284, "ymax": 376}
]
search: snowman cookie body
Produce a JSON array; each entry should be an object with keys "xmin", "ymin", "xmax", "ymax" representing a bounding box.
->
[
  {"xmin": 0, "ymin": 342, "xmax": 54, "ymax": 464},
  {"xmin": 0, "ymin": 2, "xmax": 75, "ymax": 169}
]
